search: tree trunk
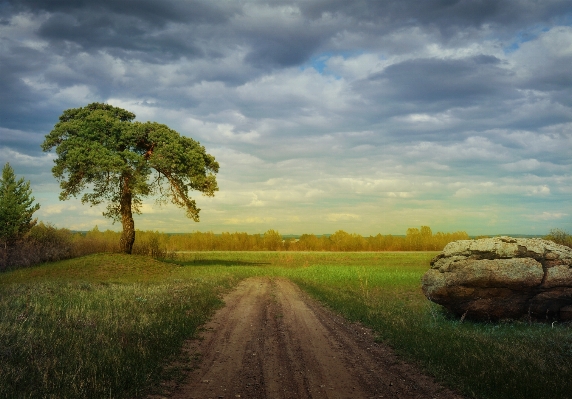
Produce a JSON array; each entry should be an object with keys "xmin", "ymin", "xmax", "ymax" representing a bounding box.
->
[{"xmin": 119, "ymin": 177, "xmax": 135, "ymax": 254}]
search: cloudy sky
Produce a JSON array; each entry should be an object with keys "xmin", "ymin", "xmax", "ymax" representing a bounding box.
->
[{"xmin": 1, "ymin": 0, "xmax": 571, "ymax": 236}]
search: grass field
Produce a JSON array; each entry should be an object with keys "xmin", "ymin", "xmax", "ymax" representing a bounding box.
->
[{"xmin": 1, "ymin": 252, "xmax": 571, "ymax": 399}]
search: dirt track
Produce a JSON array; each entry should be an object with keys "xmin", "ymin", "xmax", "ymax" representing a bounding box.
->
[{"xmin": 156, "ymin": 277, "xmax": 464, "ymax": 399}]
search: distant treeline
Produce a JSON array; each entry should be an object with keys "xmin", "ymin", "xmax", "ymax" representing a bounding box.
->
[
  {"xmin": 1, "ymin": 224, "xmax": 471, "ymax": 269},
  {"xmin": 84, "ymin": 225, "xmax": 469, "ymax": 252}
]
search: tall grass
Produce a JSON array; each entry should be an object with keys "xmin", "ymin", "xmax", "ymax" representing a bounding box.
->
[{"xmin": 0, "ymin": 254, "xmax": 256, "ymax": 399}]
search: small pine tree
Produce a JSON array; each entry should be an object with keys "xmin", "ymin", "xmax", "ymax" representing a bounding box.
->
[{"xmin": 0, "ymin": 163, "xmax": 40, "ymax": 248}]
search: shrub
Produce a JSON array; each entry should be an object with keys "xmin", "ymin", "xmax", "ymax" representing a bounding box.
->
[
  {"xmin": 0, "ymin": 223, "xmax": 74, "ymax": 270},
  {"xmin": 545, "ymin": 228, "xmax": 572, "ymax": 248}
]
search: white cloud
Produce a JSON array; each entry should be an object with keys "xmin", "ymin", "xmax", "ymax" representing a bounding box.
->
[
  {"xmin": 509, "ymin": 26, "xmax": 572, "ymax": 79},
  {"xmin": 37, "ymin": 204, "xmax": 75, "ymax": 216},
  {"xmin": 0, "ymin": 147, "xmax": 54, "ymax": 168},
  {"xmin": 106, "ymin": 98, "xmax": 160, "ymax": 122},
  {"xmin": 526, "ymin": 185, "xmax": 550, "ymax": 196},
  {"xmin": 0, "ymin": 12, "xmax": 49, "ymax": 51},
  {"xmin": 248, "ymin": 194, "xmax": 264, "ymax": 207},
  {"xmin": 326, "ymin": 213, "xmax": 361, "ymax": 222},
  {"xmin": 528, "ymin": 212, "xmax": 568, "ymax": 221},
  {"xmin": 454, "ymin": 188, "xmax": 473, "ymax": 198},
  {"xmin": 53, "ymin": 84, "xmax": 93, "ymax": 104},
  {"xmin": 224, "ymin": 216, "xmax": 277, "ymax": 225},
  {"xmin": 403, "ymin": 136, "xmax": 510, "ymax": 163},
  {"xmin": 236, "ymin": 68, "xmax": 350, "ymax": 116},
  {"xmin": 325, "ymin": 53, "xmax": 387, "ymax": 80},
  {"xmin": 506, "ymin": 158, "xmax": 540, "ymax": 171}
]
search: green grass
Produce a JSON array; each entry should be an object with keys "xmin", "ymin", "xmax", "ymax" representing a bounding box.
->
[
  {"xmin": 1, "ymin": 251, "xmax": 571, "ymax": 399},
  {"xmin": 278, "ymin": 256, "xmax": 572, "ymax": 399},
  {"xmin": 0, "ymin": 254, "xmax": 258, "ymax": 398}
]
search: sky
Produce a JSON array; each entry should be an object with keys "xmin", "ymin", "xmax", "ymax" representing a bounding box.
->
[{"xmin": 1, "ymin": 0, "xmax": 571, "ymax": 236}]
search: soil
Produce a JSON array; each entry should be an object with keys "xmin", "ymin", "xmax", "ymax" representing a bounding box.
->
[{"xmin": 150, "ymin": 277, "xmax": 464, "ymax": 399}]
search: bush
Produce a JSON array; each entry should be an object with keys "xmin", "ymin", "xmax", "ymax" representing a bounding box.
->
[
  {"xmin": 545, "ymin": 228, "xmax": 572, "ymax": 248},
  {"xmin": 0, "ymin": 223, "xmax": 74, "ymax": 270},
  {"xmin": 132, "ymin": 231, "xmax": 174, "ymax": 259}
]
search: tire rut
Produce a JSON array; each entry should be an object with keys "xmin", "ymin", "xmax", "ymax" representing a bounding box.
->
[{"xmin": 152, "ymin": 277, "xmax": 464, "ymax": 399}]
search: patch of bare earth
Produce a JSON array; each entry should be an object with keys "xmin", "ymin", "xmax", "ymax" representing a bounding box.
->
[{"xmin": 149, "ymin": 277, "xmax": 464, "ymax": 399}]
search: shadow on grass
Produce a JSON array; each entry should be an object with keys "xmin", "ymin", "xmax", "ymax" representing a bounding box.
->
[{"xmin": 172, "ymin": 259, "xmax": 272, "ymax": 267}]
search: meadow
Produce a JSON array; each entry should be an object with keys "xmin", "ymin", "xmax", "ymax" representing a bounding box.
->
[{"xmin": 1, "ymin": 251, "xmax": 571, "ymax": 399}]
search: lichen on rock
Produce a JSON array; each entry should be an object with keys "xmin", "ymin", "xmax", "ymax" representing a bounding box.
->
[{"xmin": 422, "ymin": 236, "xmax": 572, "ymax": 321}]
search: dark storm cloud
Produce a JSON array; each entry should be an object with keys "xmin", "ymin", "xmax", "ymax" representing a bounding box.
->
[
  {"xmin": 526, "ymin": 58, "xmax": 572, "ymax": 92},
  {"xmin": 5, "ymin": 0, "xmax": 571, "ymax": 70},
  {"xmin": 243, "ymin": 30, "xmax": 325, "ymax": 68},
  {"xmin": 36, "ymin": 10, "xmax": 205, "ymax": 61},
  {"xmin": 11, "ymin": 0, "xmax": 232, "ymax": 26},
  {"xmin": 300, "ymin": 0, "xmax": 570, "ymax": 34},
  {"xmin": 365, "ymin": 55, "xmax": 517, "ymax": 108},
  {"xmin": 0, "ymin": 44, "xmax": 55, "ymax": 133},
  {"xmin": 1, "ymin": 0, "xmax": 569, "ymax": 128},
  {"xmin": 0, "ymin": 127, "xmax": 48, "ymax": 157},
  {"xmin": 5, "ymin": 0, "xmax": 237, "ymax": 67}
]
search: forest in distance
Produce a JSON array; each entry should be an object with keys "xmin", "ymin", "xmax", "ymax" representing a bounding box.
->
[
  {"xmin": 79, "ymin": 225, "xmax": 470, "ymax": 252},
  {"xmin": 4, "ymin": 219, "xmax": 566, "ymax": 271}
]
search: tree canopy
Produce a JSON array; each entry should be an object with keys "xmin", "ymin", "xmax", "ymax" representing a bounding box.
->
[
  {"xmin": 42, "ymin": 103, "xmax": 219, "ymax": 254},
  {"xmin": 0, "ymin": 163, "xmax": 40, "ymax": 247}
]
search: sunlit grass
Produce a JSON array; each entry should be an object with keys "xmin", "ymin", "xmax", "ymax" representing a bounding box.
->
[
  {"xmin": 278, "ymin": 255, "xmax": 572, "ymax": 399},
  {"xmin": 0, "ymin": 253, "xmax": 175, "ymax": 284},
  {"xmin": 1, "ymin": 251, "xmax": 571, "ymax": 399}
]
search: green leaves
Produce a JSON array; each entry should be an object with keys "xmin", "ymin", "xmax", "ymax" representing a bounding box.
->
[
  {"xmin": 0, "ymin": 163, "xmax": 40, "ymax": 245},
  {"xmin": 42, "ymin": 103, "xmax": 219, "ymax": 242}
]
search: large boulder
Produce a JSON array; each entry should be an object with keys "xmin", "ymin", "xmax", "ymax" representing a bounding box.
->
[{"xmin": 422, "ymin": 236, "xmax": 572, "ymax": 321}]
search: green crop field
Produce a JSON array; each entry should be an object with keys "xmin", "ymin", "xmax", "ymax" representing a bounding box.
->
[{"xmin": 1, "ymin": 252, "xmax": 571, "ymax": 399}]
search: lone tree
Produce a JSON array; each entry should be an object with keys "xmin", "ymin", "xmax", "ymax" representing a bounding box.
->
[
  {"xmin": 0, "ymin": 163, "xmax": 40, "ymax": 248},
  {"xmin": 42, "ymin": 103, "xmax": 219, "ymax": 254}
]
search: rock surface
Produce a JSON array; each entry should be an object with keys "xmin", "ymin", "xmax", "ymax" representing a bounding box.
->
[{"xmin": 422, "ymin": 236, "xmax": 572, "ymax": 321}]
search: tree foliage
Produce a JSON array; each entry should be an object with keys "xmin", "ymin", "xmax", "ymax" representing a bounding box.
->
[
  {"xmin": 42, "ymin": 103, "xmax": 219, "ymax": 253},
  {"xmin": 0, "ymin": 163, "xmax": 40, "ymax": 247}
]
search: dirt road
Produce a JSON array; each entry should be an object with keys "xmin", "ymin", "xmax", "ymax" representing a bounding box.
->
[{"xmin": 158, "ymin": 277, "xmax": 463, "ymax": 399}]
